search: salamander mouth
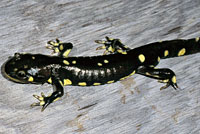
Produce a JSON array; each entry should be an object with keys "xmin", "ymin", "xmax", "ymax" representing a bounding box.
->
[{"xmin": 1, "ymin": 58, "xmax": 29, "ymax": 84}]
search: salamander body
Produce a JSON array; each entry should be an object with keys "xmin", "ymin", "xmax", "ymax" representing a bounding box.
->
[{"xmin": 1, "ymin": 37, "xmax": 200, "ymax": 111}]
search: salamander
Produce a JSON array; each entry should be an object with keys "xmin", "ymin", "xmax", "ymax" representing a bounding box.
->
[{"xmin": 1, "ymin": 36, "xmax": 200, "ymax": 111}]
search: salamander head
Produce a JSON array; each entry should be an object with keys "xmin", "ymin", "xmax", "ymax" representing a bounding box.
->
[{"xmin": 1, "ymin": 53, "xmax": 42, "ymax": 84}]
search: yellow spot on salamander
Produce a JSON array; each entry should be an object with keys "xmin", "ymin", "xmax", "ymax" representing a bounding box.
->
[
  {"xmin": 63, "ymin": 60, "xmax": 70, "ymax": 65},
  {"xmin": 162, "ymin": 79, "xmax": 169, "ymax": 83},
  {"xmin": 145, "ymin": 72, "xmax": 151, "ymax": 76},
  {"xmin": 108, "ymin": 46, "xmax": 114, "ymax": 52},
  {"xmin": 93, "ymin": 83, "xmax": 101, "ymax": 86},
  {"xmin": 98, "ymin": 63, "xmax": 102, "ymax": 66},
  {"xmin": 32, "ymin": 56, "xmax": 35, "ymax": 60},
  {"xmin": 39, "ymin": 97, "xmax": 44, "ymax": 101},
  {"xmin": 59, "ymin": 80, "xmax": 64, "ymax": 86},
  {"xmin": 164, "ymin": 50, "xmax": 169, "ymax": 57},
  {"xmin": 107, "ymin": 80, "xmax": 114, "ymax": 84},
  {"xmin": 40, "ymin": 101, "xmax": 45, "ymax": 106},
  {"xmin": 55, "ymin": 48, "xmax": 60, "ymax": 53},
  {"xmin": 14, "ymin": 68, "xmax": 18, "ymax": 72},
  {"xmin": 59, "ymin": 45, "xmax": 64, "ymax": 50},
  {"xmin": 104, "ymin": 60, "xmax": 109, "ymax": 63},
  {"xmin": 138, "ymin": 54, "xmax": 145, "ymax": 63},
  {"xmin": 120, "ymin": 76, "xmax": 129, "ymax": 80},
  {"xmin": 52, "ymin": 42, "xmax": 59, "ymax": 46},
  {"xmin": 157, "ymin": 56, "xmax": 160, "ymax": 62},
  {"xmin": 178, "ymin": 48, "xmax": 186, "ymax": 56},
  {"xmin": 63, "ymin": 49, "xmax": 71, "ymax": 57},
  {"xmin": 53, "ymin": 97, "xmax": 60, "ymax": 102},
  {"xmin": 129, "ymin": 70, "xmax": 136, "ymax": 76},
  {"xmin": 172, "ymin": 76, "xmax": 176, "ymax": 83},
  {"xmin": 78, "ymin": 82, "xmax": 87, "ymax": 86},
  {"xmin": 72, "ymin": 60, "xmax": 76, "ymax": 64},
  {"xmin": 64, "ymin": 79, "xmax": 72, "ymax": 85},
  {"xmin": 28, "ymin": 76, "xmax": 34, "ymax": 82},
  {"xmin": 196, "ymin": 37, "xmax": 199, "ymax": 42},
  {"xmin": 121, "ymin": 51, "xmax": 127, "ymax": 55},
  {"xmin": 117, "ymin": 49, "xmax": 127, "ymax": 54},
  {"xmin": 47, "ymin": 77, "xmax": 52, "ymax": 84}
]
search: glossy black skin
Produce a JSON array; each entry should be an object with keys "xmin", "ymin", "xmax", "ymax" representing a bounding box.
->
[{"xmin": 1, "ymin": 37, "xmax": 200, "ymax": 111}]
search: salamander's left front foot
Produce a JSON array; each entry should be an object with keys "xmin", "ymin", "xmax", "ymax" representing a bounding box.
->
[
  {"xmin": 95, "ymin": 36, "xmax": 130, "ymax": 55},
  {"xmin": 31, "ymin": 92, "xmax": 52, "ymax": 112},
  {"xmin": 31, "ymin": 92, "xmax": 61, "ymax": 112}
]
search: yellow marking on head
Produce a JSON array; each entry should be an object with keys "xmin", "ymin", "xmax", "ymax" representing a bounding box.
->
[
  {"xmin": 196, "ymin": 37, "xmax": 199, "ymax": 42},
  {"xmin": 93, "ymin": 83, "xmax": 101, "ymax": 86},
  {"xmin": 164, "ymin": 50, "xmax": 169, "ymax": 57},
  {"xmin": 53, "ymin": 97, "xmax": 60, "ymax": 102},
  {"xmin": 129, "ymin": 70, "xmax": 136, "ymax": 76},
  {"xmin": 98, "ymin": 63, "xmax": 102, "ymax": 66},
  {"xmin": 28, "ymin": 76, "xmax": 34, "ymax": 82},
  {"xmin": 64, "ymin": 79, "xmax": 72, "ymax": 85},
  {"xmin": 104, "ymin": 60, "xmax": 109, "ymax": 63},
  {"xmin": 78, "ymin": 82, "xmax": 87, "ymax": 86},
  {"xmin": 178, "ymin": 48, "xmax": 186, "ymax": 56},
  {"xmin": 59, "ymin": 45, "xmax": 64, "ymax": 50},
  {"xmin": 47, "ymin": 77, "xmax": 52, "ymax": 84},
  {"xmin": 172, "ymin": 76, "xmax": 176, "ymax": 83},
  {"xmin": 63, "ymin": 60, "xmax": 70, "ymax": 65},
  {"xmin": 62, "ymin": 49, "xmax": 71, "ymax": 57},
  {"xmin": 72, "ymin": 60, "xmax": 76, "ymax": 64},
  {"xmin": 2, "ymin": 71, "xmax": 26, "ymax": 83},
  {"xmin": 14, "ymin": 68, "xmax": 18, "ymax": 72},
  {"xmin": 107, "ymin": 80, "xmax": 114, "ymax": 84},
  {"xmin": 59, "ymin": 80, "xmax": 64, "ymax": 86},
  {"xmin": 157, "ymin": 56, "xmax": 160, "ymax": 62},
  {"xmin": 32, "ymin": 56, "xmax": 35, "ymax": 60},
  {"xmin": 159, "ymin": 40, "xmax": 163, "ymax": 43},
  {"xmin": 55, "ymin": 48, "xmax": 60, "ymax": 53},
  {"xmin": 138, "ymin": 54, "xmax": 145, "ymax": 63}
]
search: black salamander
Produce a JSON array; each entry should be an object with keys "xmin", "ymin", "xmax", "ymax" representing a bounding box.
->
[{"xmin": 1, "ymin": 36, "xmax": 200, "ymax": 111}]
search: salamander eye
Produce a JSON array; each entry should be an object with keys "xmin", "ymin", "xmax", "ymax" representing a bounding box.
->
[{"xmin": 17, "ymin": 70, "xmax": 26, "ymax": 78}]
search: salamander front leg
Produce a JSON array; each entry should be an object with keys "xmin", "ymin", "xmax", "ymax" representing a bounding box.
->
[
  {"xmin": 46, "ymin": 38, "xmax": 73, "ymax": 58},
  {"xmin": 136, "ymin": 66, "xmax": 179, "ymax": 90},
  {"xmin": 31, "ymin": 77, "xmax": 64, "ymax": 111},
  {"xmin": 95, "ymin": 36, "xmax": 131, "ymax": 55}
]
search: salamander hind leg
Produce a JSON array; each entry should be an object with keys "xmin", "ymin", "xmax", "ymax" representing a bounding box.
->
[
  {"xmin": 136, "ymin": 66, "xmax": 179, "ymax": 90},
  {"xmin": 95, "ymin": 36, "xmax": 131, "ymax": 55},
  {"xmin": 31, "ymin": 77, "xmax": 64, "ymax": 111},
  {"xmin": 46, "ymin": 38, "xmax": 73, "ymax": 58}
]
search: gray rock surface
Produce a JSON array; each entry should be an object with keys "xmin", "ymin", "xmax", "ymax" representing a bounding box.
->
[{"xmin": 0, "ymin": 0, "xmax": 200, "ymax": 134}]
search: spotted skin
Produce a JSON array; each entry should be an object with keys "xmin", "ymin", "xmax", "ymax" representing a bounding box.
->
[{"xmin": 1, "ymin": 37, "xmax": 200, "ymax": 111}]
